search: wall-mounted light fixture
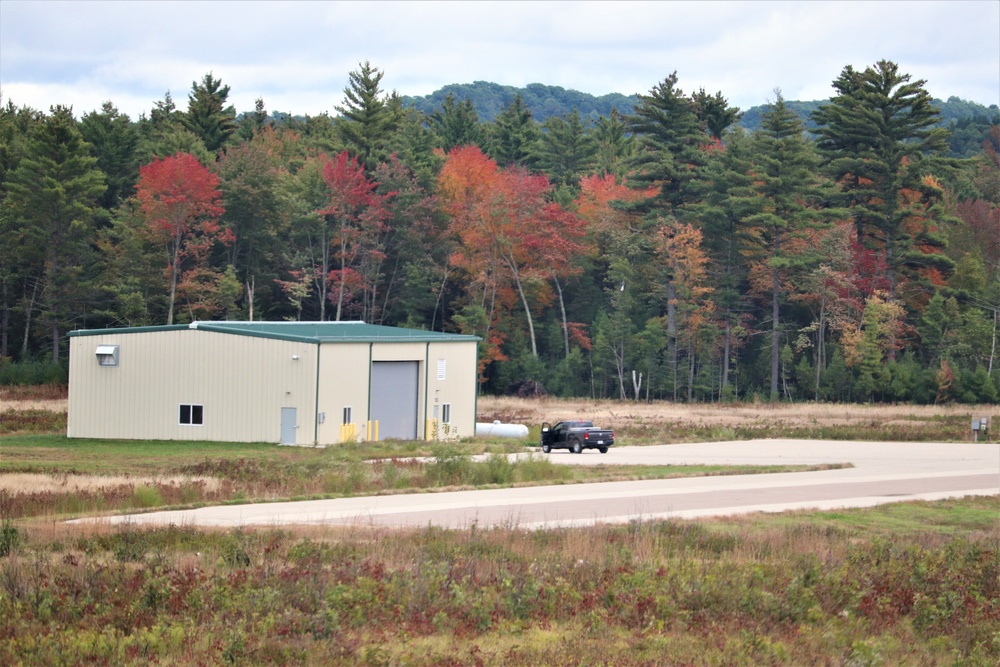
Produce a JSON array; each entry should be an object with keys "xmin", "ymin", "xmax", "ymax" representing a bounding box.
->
[{"xmin": 292, "ymin": 355, "xmax": 300, "ymax": 361}]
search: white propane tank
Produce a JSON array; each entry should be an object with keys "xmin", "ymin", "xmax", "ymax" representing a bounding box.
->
[{"xmin": 475, "ymin": 420, "xmax": 530, "ymax": 438}]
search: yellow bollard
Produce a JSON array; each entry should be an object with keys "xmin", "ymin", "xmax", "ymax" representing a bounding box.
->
[{"xmin": 374, "ymin": 420, "xmax": 379, "ymax": 442}]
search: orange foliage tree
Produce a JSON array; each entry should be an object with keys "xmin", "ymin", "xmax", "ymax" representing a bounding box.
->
[{"xmin": 438, "ymin": 146, "xmax": 586, "ymax": 362}]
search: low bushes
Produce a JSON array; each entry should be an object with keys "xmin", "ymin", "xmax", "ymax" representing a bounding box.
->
[{"xmin": 1, "ymin": 511, "xmax": 997, "ymax": 665}]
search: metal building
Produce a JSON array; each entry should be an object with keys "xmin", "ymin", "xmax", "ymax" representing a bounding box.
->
[{"xmin": 67, "ymin": 321, "xmax": 479, "ymax": 445}]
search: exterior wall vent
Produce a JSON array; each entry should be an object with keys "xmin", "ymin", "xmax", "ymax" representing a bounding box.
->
[{"xmin": 95, "ymin": 345, "xmax": 119, "ymax": 367}]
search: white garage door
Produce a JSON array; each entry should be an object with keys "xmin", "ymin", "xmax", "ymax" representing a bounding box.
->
[{"xmin": 370, "ymin": 361, "xmax": 419, "ymax": 440}]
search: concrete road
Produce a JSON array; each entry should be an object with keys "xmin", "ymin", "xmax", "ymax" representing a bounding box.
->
[{"xmin": 92, "ymin": 439, "xmax": 999, "ymax": 529}]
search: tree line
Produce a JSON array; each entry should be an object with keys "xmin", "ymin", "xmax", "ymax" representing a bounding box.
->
[{"xmin": 1, "ymin": 60, "xmax": 998, "ymax": 403}]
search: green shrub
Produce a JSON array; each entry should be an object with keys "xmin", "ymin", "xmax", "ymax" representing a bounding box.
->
[
  {"xmin": 475, "ymin": 452, "xmax": 515, "ymax": 485},
  {"xmin": 425, "ymin": 447, "xmax": 474, "ymax": 486},
  {"xmin": 0, "ymin": 360, "xmax": 68, "ymax": 385},
  {"xmin": 0, "ymin": 519, "xmax": 22, "ymax": 557},
  {"xmin": 129, "ymin": 485, "xmax": 164, "ymax": 509}
]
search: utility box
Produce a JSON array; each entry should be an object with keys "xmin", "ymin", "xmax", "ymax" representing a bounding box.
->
[{"xmin": 971, "ymin": 416, "xmax": 991, "ymax": 441}]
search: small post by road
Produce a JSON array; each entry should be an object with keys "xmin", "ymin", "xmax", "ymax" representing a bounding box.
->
[{"xmin": 971, "ymin": 416, "xmax": 990, "ymax": 442}]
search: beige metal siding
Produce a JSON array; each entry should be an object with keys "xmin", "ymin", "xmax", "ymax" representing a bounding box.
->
[
  {"xmin": 427, "ymin": 341, "xmax": 479, "ymax": 440},
  {"xmin": 68, "ymin": 330, "xmax": 317, "ymax": 443},
  {"xmin": 68, "ymin": 328, "xmax": 478, "ymax": 445},
  {"xmin": 315, "ymin": 342, "xmax": 371, "ymax": 444}
]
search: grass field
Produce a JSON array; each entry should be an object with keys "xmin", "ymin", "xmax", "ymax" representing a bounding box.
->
[{"xmin": 1, "ymin": 387, "xmax": 998, "ymax": 664}]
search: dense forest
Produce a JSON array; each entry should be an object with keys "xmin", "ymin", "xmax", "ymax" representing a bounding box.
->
[
  {"xmin": 1, "ymin": 59, "xmax": 998, "ymax": 403},
  {"xmin": 402, "ymin": 82, "xmax": 999, "ymax": 159}
]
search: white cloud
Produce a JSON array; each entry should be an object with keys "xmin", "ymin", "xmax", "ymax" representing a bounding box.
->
[{"xmin": 1, "ymin": 0, "xmax": 996, "ymax": 119}]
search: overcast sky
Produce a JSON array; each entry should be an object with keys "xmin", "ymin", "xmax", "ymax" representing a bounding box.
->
[{"xmin": 1, "ymin": 0, "xmax": 997, "ymax": 120}]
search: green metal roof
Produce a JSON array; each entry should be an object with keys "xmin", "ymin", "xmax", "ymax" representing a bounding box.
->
[{"xmin": 69, "ymin": 321, "xmax": 480, "ymax": 344}]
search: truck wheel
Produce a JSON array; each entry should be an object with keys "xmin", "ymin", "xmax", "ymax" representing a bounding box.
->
[
  {"xmin": 571, "ymin": 439, "xmax": 582, "ymax": 454},
  {"xmin": 599, "ymin": 446, "xmax": 608, "ymax": 454},
  {"xmin": 541, "ymin": 443, "xmax": 551, "ymax": 454}
]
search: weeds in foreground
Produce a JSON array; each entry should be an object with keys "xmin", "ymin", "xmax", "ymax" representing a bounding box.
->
[{"xmin": 1, "ymin": 505, "xmax": 997, "ymax": 666}]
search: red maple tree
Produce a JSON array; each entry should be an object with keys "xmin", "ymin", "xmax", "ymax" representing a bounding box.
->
[{"xmin": 136, "ymin": 152, "xmax": 229, "ymax": 324}]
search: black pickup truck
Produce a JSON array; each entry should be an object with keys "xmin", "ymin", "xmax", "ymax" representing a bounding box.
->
[{"xmin": 539, "ymin": 420, "xmax": 615, "ymax": 454}]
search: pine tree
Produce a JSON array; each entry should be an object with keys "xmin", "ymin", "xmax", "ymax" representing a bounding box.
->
[
  {"xmin": 335, "ymin": 61, "xmax": 397, "ymax": 171},
  {"xmin": 486, "ymin": 94, "xmax": 539, "ymax": 168},
  {"xmin": 182, "ymin": 73, "xmax": 237, "ymax": 154},
  {"xmin": 533, "ymin": 109, "xmax": 597, "ymax": 192},
  {"xmin": 592, "ymin": 108, "xmax": 635, "ymax": 178},
  {"xmin": 747, "ymin": 91, "xmax": 832, "ymax": 399},
  {"xmin": 692, "ymin": 88, "xmax": 741, "ymax": 140},
  {"xmin": 628, "ymin": 72, "xmax": 710, "ymax": 213},
  {"xmin": 80, "ymin": 102, "xmax": 139, "ymax": 209},
  {"xmin": 812, "ymin": 60, "xmax": 950, "ymax": 297},
  {"xmin": 0, "ymin": 100, "xmax": 43, "ymax": 358},
  {"xmin": 430, "ymin": 93, "xmax": 482, "ymax": 152},
  {"xmin": 688, "ymin": 129, "xmax": 757, "ymax": 396},
  {"xmin": 2, "ymin": 105, "xmax": 106, "ymax": 361}
]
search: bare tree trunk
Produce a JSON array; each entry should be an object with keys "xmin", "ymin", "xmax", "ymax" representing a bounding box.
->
[
  {"xmin": 335, "ymin": 235, "xmax": 348, "ymax": 322},
  {"xmin": 666, "ymin": 282, "xmax": 677, "ymax": 401},
  {"xmin": 51, "ymin": 319, "xmax": 60, "ymax": 363},
  {"xmin": 687, "ymin": 342, "xmax": 695, "ymax": 401},
  {"xmin": 814, "ymin": 296, "xmax": 826, "ymax": 401},
  {"xmin": 553, "ymin": 273, "xmax": 570, "ymax": 358},
  {"xmin": 1, "ymin": 277, "xmax": 9, "ymax": 358},
  {"xmin": 167, "ymin": 235, "xmax": 181, "ymax": 325},
  {"xmin": 245, "ymin": 276, "xmax": 255, "ymax": 321},
  {"xmin": 989, "ymin": 306, "xmax": 997, "ymax": 376},
  {"xmin": 771, "ymin": 265, "xmax": 780, "ymax": 400},
  {"xmin": 722, "ymin": 317, "xmax": 731, "ymax": 394},
  {"xmin": 430, "ymin": 266, "xmax": 450, "ymax": 332},
  {"xmin": 21, "ymin": 280, "xmax": 39, "ymax": 359}
]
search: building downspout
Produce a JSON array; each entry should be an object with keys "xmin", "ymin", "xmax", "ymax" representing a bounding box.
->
[
  {"xmin": 424, "ymin": 342, "xmax": 430, "ymax": 440},
  {"xmin": 314, "ymin": 342, "xmax": 321, "ymax": 445},
  {"xmin": 366, "ymin": 342, "xmax": 373, "ymax": 421},
  {"xmin": 473, "ymin": 340, "xmax": 479, "ymax": 438}
]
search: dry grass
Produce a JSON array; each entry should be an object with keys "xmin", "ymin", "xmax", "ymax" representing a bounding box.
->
[
  {"xmin": 0, "ymin": 473, "xmax": 222, "ymax": 495},
  {"xmin": 0, "ymin": 385, "xmax": 68, "ymax": 413},
  {"xmin": 478, "ymin": 395, "xmax": 997, "ymax": 438}
]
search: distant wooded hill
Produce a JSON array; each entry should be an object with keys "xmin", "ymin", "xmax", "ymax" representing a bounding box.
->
[{"xmin": 401, "ymin": 82, "xmax": 999, "ymax": 157}]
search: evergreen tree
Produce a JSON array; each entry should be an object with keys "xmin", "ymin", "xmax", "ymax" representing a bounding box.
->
[
  {"xmin": 627, "ymin": 73, "xmax": 711, "ymax": 389},
  {"xmin": 692, "ymin": 88, "xmax": 741, "ymax": 140},
  {"xmin": 386, "ymin": 107, "xmax": 442, "ymax": 190},
  {"xmin": 335, "ymin": 61, "xmax": 398, "ymax": 171},
  {"xmin": 214, "ymin": 139, "xmax": 282, "ymax": 319},
  {"xmin": 812, "ymin": 60, "xmax": 950, "ymax": 298},
  {"xmin": 1, "ymin": 105, "xmax": 106, "ymax": 361},
  {"xmin": 182, "ymin": 73, "xmax": 237, "ymax": 154},
  {"xmin": 688, "ymin": 129, "xmax": 757, "ymax": 395},
  {"xmin": 237, "ymin": 98, "xmax": 270, "ymax": 142},
  {"xmin": 80, "ymin": 102, "xmax": 139, "ymax": 210},
  {"xmin": 747, "ymin": 91, "xmax": 832, "ymax": 399},
  {"xmin": 627, "ymin": 72, "xmax": 709, "ymax": 213},
  {"xmin": 533, "ymin": 109, "xmax": 597, "ymax": 191},
  {"xmin": 592, "ymin": 108, "xmax": 634, "ymax": 178},
  {"xmin": 138, "ymin": 91, "xmax": 212, "ymax": 164},
  {"xmin": 0, "ymin": 100, "xmax": 43, "ymax": 358},
  {"xmin": 430, "ymin": 93, "xmax": 482, "ymax": 152},
  {"xmin": 486, "ymin": 94, "xmax": 539, "ymax": 168}
]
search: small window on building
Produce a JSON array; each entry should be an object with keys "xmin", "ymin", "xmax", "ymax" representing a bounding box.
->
[
  {"xmin": 442, "ymin": 403, "xmax": 451, "ymax": 424},
  {"xmin": 437, "ymin": 358, "xmax": 446, "ymax": 380},
  {"xmin": 96, "ymin": 344, "xmax": 119, "ymax": 367},
  {"xmin": 342, "ymin": 406, "xmax": 352, "ymax": 424},
  {"xmin": 179, "ymin": 404, "xmax": 204, "ymax": 425}
]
